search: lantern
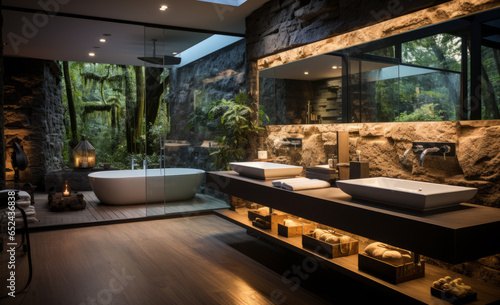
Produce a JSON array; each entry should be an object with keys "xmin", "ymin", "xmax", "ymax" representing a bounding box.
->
[
  {"xmin": 62, "ymin": 180, "xmax": 71, "ymax": 197},
  {"xmin": 73, "ymin": 136, "xmax": 96, "ymax": 168}
]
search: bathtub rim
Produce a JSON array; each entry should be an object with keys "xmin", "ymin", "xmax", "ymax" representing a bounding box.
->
[{"xmin": 88, "ymin": 168, "xmax": 205, "ymax": 179}]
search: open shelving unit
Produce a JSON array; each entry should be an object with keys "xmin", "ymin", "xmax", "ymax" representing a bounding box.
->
[{"xmin": 207, "ymin": 171, "xmax": 500, "ymax": 305}]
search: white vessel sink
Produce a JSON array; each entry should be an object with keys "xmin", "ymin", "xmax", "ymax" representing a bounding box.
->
[
  {"xmin": 336, "ymin": 177, "xmax": 478, "ymax": 211},
  {"xmin": 229, "ymin": 162, "xmax": 303, "ymax": 180}
]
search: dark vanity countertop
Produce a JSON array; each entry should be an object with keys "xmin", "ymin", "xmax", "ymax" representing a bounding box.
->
[{"xmin": 207, "ymin": 171, "xmax": 500, "ymax": 264}]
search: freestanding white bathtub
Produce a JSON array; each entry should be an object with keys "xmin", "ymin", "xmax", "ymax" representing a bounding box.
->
[{"xmin": 88, "ymin": 168, "xmax": 205, "ymax": 205}]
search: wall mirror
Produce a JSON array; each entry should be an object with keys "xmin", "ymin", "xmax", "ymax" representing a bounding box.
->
[{"xmin": 259, "ymin": 8, "xmax": 500, "ymax": 125}]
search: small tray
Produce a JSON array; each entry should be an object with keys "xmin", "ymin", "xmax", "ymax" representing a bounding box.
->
[
  {"xmin": 358, "ymin": 253, "xmax": 425, "ymax": 284},
  {"xmin": 248, "ymin": 210, "xmax": 267, "ymax": 221},
  {"xmin": 278, "ymin": 223, "xmax": 315, "ymax": 238},
  {"xmin": 302, "ymin": 233, "xmax": 358, "ymax": 259},
  {"xmin": 252, "ymin": 217, "xmax": 271, "ymax": 230},
  {"xmin": 430, "ymin": 287, "xmax": 477, "ymax": 305}
]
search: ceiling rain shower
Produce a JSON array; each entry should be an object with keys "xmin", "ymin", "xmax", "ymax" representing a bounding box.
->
[{"xmin": 138, "ymin": 39, "xmax": 181, "ymax": 66}]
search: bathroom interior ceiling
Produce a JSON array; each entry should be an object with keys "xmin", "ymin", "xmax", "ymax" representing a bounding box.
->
[{"xmin": 2, "ymin": 0, "xmax": 268, "ymax": 66}]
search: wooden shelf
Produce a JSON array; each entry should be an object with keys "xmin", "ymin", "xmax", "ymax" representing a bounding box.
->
[
  {"xmin": 215, "ymin": 209, "xmax": 500, "ymax": 305},
  {"xmin": 206, "ymin": 171, "xmax": 500, "ymax": 264}
]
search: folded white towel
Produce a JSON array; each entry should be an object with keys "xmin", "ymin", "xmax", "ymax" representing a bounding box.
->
[
  {"xmin": 15, "ymin": 206, "xmax": 35, "ymax": 217},
  {"xmin": 272, "ymin": 177, "xmax": 310, "ymax": 188},
  {"xmin": 272, "ymin": 178, "xmax": 330, "ymax": 191},
  {"xmin": 17, "ymin": 191, "xmax": 31, "ymax": 201},
  {"xmin": 15, "ymin": 200, "xmax": 31, "ymax": 208}
]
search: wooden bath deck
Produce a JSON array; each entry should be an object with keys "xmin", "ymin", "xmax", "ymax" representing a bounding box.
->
[{"xmin": 27, "ymin": 191, "xmax": 228, "ymax": 230}]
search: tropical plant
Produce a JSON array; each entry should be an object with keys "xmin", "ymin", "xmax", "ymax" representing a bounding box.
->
[
  {"xmin": 395, "ymin": 103, "xmax": 444, "ymax": 122},
  {"xmin": 207, "ymin": 90, "xmax": 265, "ymax": 170}
]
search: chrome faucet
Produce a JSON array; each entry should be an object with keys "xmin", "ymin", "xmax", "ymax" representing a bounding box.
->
[
  {"xmin": 272, "ymin": 138, "xmax": 291, "ymax": 153},
  {"xmin": 420, "ymin": 147, "xmax": 440, "ymax": 166},
  {"xmin": 402, "ymin": 145, "xmax": 423, "ymax": 167},
  {"xmin": 420, "ymin": 145, "xmax": 451, "ymax": 166},
  {"xmin": 402, "ymin": 148, "xmax": 412, "ymax": 166}
]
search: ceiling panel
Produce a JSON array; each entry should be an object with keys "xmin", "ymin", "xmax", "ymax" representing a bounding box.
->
[{"xmin": 2, "ymin": 0, "xmax": 268, "ymax": 65}]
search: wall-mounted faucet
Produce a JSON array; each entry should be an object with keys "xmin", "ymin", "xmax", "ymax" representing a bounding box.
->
[
  {"xmin": 402, "ymin": 145, "xmax": 424, "ymax": 167},
  {"xmin": 413, "ymin": 142, "xmax": 454, "ymax": 166},
  {"xmin": 272, "ymin": 138, "xmax": 302, "ymax": 153},
  {"xmin": 420, "ymin": 147, "xmax": 440, "ymax": 166}
]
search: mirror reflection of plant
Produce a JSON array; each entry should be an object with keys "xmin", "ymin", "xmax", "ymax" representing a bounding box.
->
[
  {"xmin": 208, "ymin": 90, "xmax": 266, "ymax": 170},
  {"xmin": 395, "ymin": 103, "xmax": 444, "ymax": 122}
]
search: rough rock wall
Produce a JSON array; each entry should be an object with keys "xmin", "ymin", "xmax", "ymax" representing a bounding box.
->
[
  {"xmin": 247, "ymin": 0, "xmax": 452, "ymax": 59},
  {"xmin": 259, "ymin": 121, "xmax": 500, "ymax": 206},
  {"xmin": 3, "ymin": 58, "xmax": 65, "ymax": 189},
  {"xmin": 168, "ymin": 39, "xmax": 246, "ymax": 144}
]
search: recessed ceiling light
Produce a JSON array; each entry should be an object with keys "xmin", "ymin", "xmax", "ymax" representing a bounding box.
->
[
  {"xmin": 173, "ymin": 52, "xmax": 178, "ymax": 55},
  {"xmin": 160, "ymin": 5, "xmax": 168, "ymax": 11},
  {"xmin": 304, "ymin": 71, "xmax": 309, "ymax": 75},
  {"xmin": 99, "ymin": 38, "xmax": 106, "ymax": 43},
  {"xmin": 89, "ymin": 52, "xmax": 95, "ymax": 57},
  {"xmin": 332, "ymin": 65, "xmax": 338, "ymax": 69}
]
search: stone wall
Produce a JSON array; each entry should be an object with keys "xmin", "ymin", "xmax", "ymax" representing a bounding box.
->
[
  {"xmin": 259, "ymin": 120, "xmax": 500, "ymax": 206},
  {"xmin": 3, "ymin": 57, "xmax": 65, "ymax": 189},
  {"xmin": 168, "ymin": 39, "xmax": 246, "ymax": 145},
  {"xmin": 246, "ymin": 0, "xmax": 449, "ymax": 60}
]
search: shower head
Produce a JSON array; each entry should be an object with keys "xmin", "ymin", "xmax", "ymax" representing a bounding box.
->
[
  {"xmin": 137, "ymin": 56, "xmax": 181, "ymax": 65},
  {"xmin": 137, "ymin": 39, "xmax": 181, "ymax": 66}
]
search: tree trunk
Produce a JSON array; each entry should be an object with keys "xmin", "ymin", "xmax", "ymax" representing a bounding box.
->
[
  {"xmin": 145, "ymin": 67, "xmax": 166, "ymax": 154},
  {"xmin": 63, "ymin": 61, "xmax": 79, "ymax": 147},
  {"xmin": 134, "ymin": 66, "xmax": 145, "ymax": 144},
  {"xmin": 429, "ymin": 40, "xmax": 460, "ymax": 116},
  {"xmin": 481, "ymin": 61, "xmax": 500, "ymax": 119},
  {"xmin": 122, "ymin": 65, "xmax": 136, "ymax": 153}
]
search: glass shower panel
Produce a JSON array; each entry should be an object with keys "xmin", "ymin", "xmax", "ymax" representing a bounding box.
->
[
  {"xmin": 144, "ymin": 27, "xmax": 169, "ymax": 216},
  {"xmin": 144, "ymin": 27, "xmax": 231, "ymax": 216}
]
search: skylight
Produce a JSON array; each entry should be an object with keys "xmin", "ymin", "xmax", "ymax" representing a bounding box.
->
[
  {"xmin": 177, "ymin": 35, "xmax": 243, "ymax": 67},
  {"xmin": 197, "ymin": 0, "xmax": 247, "ymax": 7}
]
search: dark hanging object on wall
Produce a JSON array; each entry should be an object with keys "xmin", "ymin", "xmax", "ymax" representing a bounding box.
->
[
  {"xmin": 137, "ymin": 39, "xmax": 181, "ymax": 66},
  {"xmin": 11, "ymin": 142, "xmax": 29, "ymax": 183}
]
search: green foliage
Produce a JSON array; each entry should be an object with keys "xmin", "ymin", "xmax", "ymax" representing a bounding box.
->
[
  {"xmin": 206, "ymin": 91, "xmax": 264, "ymax": 170},
  {"xmin": 185, "ymin": 99, "xmax": 219, "ymax": 132},
  {"xmin": 61, "ymin": 62, "xmax": 168, "ymax": 169},
  {"xmin": 395, "ymin": 103, "xmax": 444, "ymax": 122}
]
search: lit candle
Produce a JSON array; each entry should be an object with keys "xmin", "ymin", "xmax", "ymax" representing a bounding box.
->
[{"xmin": 63, "ymin": 189, "xmax": 70, "ymax": 196}]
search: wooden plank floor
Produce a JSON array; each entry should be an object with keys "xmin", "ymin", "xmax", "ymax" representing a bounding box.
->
[
  {"xmin": 0, "ymin": 215, "xmax": 404, "ymax": 305},
  {"xmin": 28, "ymin": 191, "xmax": 228, "ymax": 229}
]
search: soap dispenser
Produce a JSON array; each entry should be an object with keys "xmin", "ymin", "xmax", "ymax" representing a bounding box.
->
[{"xmin": 350, "ymin": 150, "xmax": 369, "ymax": 179}]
